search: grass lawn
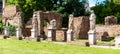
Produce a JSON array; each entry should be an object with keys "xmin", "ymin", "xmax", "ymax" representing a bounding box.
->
[{"xmin": 0, "ymin": 39, "xmax": 120, "ymax": 54}]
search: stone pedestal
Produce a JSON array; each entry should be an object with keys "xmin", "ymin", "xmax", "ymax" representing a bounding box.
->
[
  {"xmin": 47, "ymin": 27, "xmax": 56, "ymax": 41},
  {"xmin": 115, "ymin": 36, "xmax": 120, "ymax": 47},
  {"xmin": 16, "ymin": 28, "xmax": 22, "ymax": 39},
  {"xmin": 4, "ymin": 28, "xmax": 9, "ymax": 38},
  {"xmin": 31, "ymin": 28, "xmax": 37, "ymax": 38},
  {"xmin": 67, "ymin": 29, "xmax": 73, "ymax": 43},
  {"xmin": 88, "ymin": 30, "xmax": 96, "ymax": 45}
]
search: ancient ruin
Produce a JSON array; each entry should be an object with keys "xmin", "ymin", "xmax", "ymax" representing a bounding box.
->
[
  {"xmin": 31, "ymin": 11, "xmax": 62, "ymax": 37},
  {"xmin": 105, "ymin": 16, "xmax": 117, "ymax": 25},
  {"xmin": 2, "ymin": 5, "xmax": 24, "ymax": 26}
]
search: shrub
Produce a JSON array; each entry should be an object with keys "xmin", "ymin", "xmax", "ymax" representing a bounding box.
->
[
  {"xmin": 3, "ymin": 25, "xmax": 18, "ymax": 36},
  {"xmin": 0, "ymin": 18, "xmax": 3, "ymax": 34}
]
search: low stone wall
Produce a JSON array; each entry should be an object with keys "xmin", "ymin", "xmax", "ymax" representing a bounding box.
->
[
  {"xmin": 44, "ymin": 27, "xmax": 67, "ymax": 41},
  {"xmin": 96, "ymin": 25, "xmax": 120, "ymax": 40}
]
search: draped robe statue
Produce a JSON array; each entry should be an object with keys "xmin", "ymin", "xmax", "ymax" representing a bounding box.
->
[{"xmin": 89, "ymin": 10, "xmax": 96, "ymax": 30}]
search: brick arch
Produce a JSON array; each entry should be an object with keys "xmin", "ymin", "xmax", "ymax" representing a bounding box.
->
[{"xmin": 34, "ymin": 11, "xmax": 62, "ymax": 36}]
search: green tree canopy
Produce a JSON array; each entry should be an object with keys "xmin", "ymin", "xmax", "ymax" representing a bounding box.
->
[
  {"xmin": 91, "ymin": 0, "xmax": 120, "ymax": 24},
  {"xmin": 6, "ymin": 0, "xmax": 86, "ymax": 27},
  {"xmin": 0, "ymin": 0, "xmax": 2, "ymax": 4}
]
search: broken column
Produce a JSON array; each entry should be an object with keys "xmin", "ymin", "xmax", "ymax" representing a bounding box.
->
[
  {"xmin": 16, "ymin": 18, "xmax": 23, "ymax": 40},
  {"xmin": 67, "ymin": 14, "xmax": 74, "ymax": 43},
  {"xmin": 47, "ymin": 19, "xmax": 56, "ymax": 41},
  {"xmin": 88, "ymin": 10, "xmax": 96, "ymax": 45},
  {"xmin": 2, "ymin": 0, "xmax": 7, "ymax": 15}
]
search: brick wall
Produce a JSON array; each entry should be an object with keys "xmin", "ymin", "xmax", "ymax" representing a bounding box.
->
[
  {"xmin": 73, "ymin": 16, "xmax": 90, "ymax": 39},
  {"xmin": 96, "ymin": 25, "xmax": 120, "ymax": 40},
  {"xmin": 3, "ymin": 5, "xmax": 19, "ymax": 18}
]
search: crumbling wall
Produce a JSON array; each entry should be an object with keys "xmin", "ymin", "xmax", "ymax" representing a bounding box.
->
[
  {"xmin": 2, "ymin": 5, "xmax": 24, "ymax": 26},
  {"xmin": 105, "ymin": 16, "xmax": 117, "ymax": 25},
  {"xmin": 32, "ymin": 11, "xmax": 62, "ymax": 36},
  {"xmin": 73, "ymin": 16, "xmax": 90, "ymax": 39},
  {"xmin": 96, "ymin": 25, "xmax": 120, "ymax": 40}
]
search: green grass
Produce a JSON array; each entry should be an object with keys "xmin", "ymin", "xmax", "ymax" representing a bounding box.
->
[{"xmin": 0, "ymin": 39, "xmax": 120, "ymax": 54}]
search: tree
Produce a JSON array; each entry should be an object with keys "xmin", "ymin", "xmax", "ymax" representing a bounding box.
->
[
  {"xmin": 6, "ymin": 0, "xmax": 86, "ymax": 27},
  {"xmin": 113, "ymin": 0, "xmax": 120, "ymax": 4},
  {"xmin": 91, "ymin": 0, "xmax": 120, "ymax": 24},
  {"xmin": 0, "ymin": 0, "xmax": 2, "ymax": 4}
]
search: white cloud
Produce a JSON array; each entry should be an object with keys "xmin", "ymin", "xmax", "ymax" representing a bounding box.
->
[{"xmin": 89, "ymin": 0, "xmax": 96, "ymax": 7}]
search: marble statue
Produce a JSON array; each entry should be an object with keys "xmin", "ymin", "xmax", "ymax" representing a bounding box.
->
[
  {"xmin": 68, "ymin": 14, "xmax": 74, "ymax": 30},
  {"xmin": 50, "ymin": 19, "xmax": 56, "ymax": 28},
  {"xmin": 32, "ymin": 13, "xmax": 38, "ymax": 29},
  {"xmin": 89, "ymin": 10, "xmax": 96, "ymax": 30}
]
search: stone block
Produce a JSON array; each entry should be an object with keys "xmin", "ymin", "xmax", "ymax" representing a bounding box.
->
[
  {"xmin": 67, "ymin": 29, "xmax": 73, "ymax": 43},
  {"xmin": 88, "ymin": 30, "xmax": 96, "ymax": 45},
  {"xmin": 115, "ymin": 36, "xmax": 120, "ymax": 47}
]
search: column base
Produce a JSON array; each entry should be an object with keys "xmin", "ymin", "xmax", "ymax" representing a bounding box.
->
[{"xmin": 88, "ymin": 30, "xmax": 96, "ymax": 45}]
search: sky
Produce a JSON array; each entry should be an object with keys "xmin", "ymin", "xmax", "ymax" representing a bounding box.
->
[{"xmin": 89, "ymin": 0, "xmax": 105, "ymax": 7}]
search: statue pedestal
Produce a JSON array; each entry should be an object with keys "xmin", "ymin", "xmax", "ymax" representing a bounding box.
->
[
  {"xmin": 88, "ymin": 30, "xmax": 96, "ymax": 45},
  {"xmin": 115, "ymin": 36, "xmax": 120, "ymax": 47},
  {"xmin": 31, "ymin": 28, "xmax": 37, "ymax": 38},
  {"xmin": 4, "ymin": 28, "xmax": 9, "ymax": 38},
  {"xmin": 47, "ymin": 26, "xmax": 56, "ymax": 41},
  {"xmin": 67, "ymin": 29, "xmax": 73, "ymax": 43},
  {"xmin": 16, "ymin": 28, "xmax": 23, "ymax": 39}
]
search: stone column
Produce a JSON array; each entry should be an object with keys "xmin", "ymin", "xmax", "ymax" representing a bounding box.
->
[
  {"xmin": 16, "ymin": 18, "xmax": 23, "ymax": 39},
  {"xmin": 47, "ymin": 19, "xmax": 56, "ymax": 41},
  {"xmin": 67, "ymin": 29, "xmax": 73, "ymax": 43},
  {"xmin": 4, "ymin": 28, "xmax": 9, "ymax": 38},
  {"xmin": 88, "ymin": 10, "xmax": 96, "ymax": 45}
]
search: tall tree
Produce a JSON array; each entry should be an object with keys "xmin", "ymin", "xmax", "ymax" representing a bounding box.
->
[
  {"xmin": 6, "ymin": 0, "xmax": 86, "ymax": 27},
  {"xmin": 91, "ymin": 0, "xmax": 120, "ymax": 24}
]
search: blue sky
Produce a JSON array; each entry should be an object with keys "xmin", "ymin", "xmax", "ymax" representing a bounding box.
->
[{"xmin": 89, "ymin": 0, "xmax": 105, "ymax": 7}]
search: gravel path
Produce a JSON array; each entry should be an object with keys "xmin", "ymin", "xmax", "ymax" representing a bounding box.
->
[{"xmin": 90, "ymin": 45, "xmax": 120, "ymax": 49}]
